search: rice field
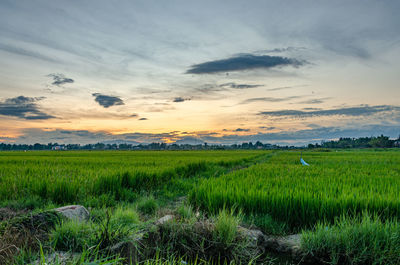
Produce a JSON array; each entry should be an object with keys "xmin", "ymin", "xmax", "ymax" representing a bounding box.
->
[
  {"xmin": 1, "ymin": 149, "xmax": 400, "ymax": 264},
  {"xmin": 190, "ymin": 150, "xmax": 400, "ymax": 229},
  {"xmin": 0, "ymin": 150, "xmax": 263, "ymax": 204}
]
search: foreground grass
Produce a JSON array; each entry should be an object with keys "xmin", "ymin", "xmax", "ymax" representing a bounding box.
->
[{"xmin": 302, "ymin": 213, "xmax": 400, "ymax": 265}]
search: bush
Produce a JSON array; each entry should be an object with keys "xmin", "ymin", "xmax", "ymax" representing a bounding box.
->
[
  {"xmin": 212, "ymin": 208, "xmax": 241, "ymax": 247},
  {"xmin": 137, "ymin": 196, "xmax": 159, "ymax": 216},
  {"xmin": 302, "ymin": 213, "xmax": 400, "ymax": 265},
  {"xmin": 50, "ymin": 220, "xmax": 94, "ymax": 252},
  {"xmin": 177, "ymin": 204, "xmax": 195, "ymax": 220},
  {"xmin": 110, "ymin": 206, "xmax": 140, "ymax": 230}
]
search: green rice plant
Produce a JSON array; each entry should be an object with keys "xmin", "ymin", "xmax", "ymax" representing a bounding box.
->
[
  {"xmin": 0, "ymin": 150, "xmax": 263, "ymax": 206},
  {"xmin": 177, "ymin": 204, "xmax": 195, "ymax": 220},
  {"xmin": 50, "ymin": 219, "xmax": 94, "ymax": 252},
  {"xmin": 213, "ymin": 208, "xmax": 242, "ymax": 247},
  {"xmin": 301, "ymin": 212, "xmax": 400, "ymax": 265},
  {"xmin": 110, "ymin": 206, "xmax": 140, "ymax": 230},
  {"xmin": 244, "ymin": 213, "xmax": 289, "ymax": 235},
  {"xmin": 137, "ymin": 196, "xmax": 159, "ymax": 216},
  {"xmin": 190, "ymin": 150, "xmax": 400, "ymax": 230}
]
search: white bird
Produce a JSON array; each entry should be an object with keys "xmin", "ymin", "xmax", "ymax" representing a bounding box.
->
[{"xmin": 300, "ymin": 152, "xmax": 310, "ymax": 166}]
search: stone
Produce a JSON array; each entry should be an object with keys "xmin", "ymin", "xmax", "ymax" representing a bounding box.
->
[
  {"xmin": 156, "ymin": 214, "xmax": 174, "ymax": 225},
  {"xmin": 238, "ymin": 226, "xmax": 265, "ymax": 248},
  {"xmin": 54, "ymin": 205, "xmax": 89, "ymax": 222},
  {"xmin": 32, "ymin": 251, "xmax": 79, "ymax": 265},
  {"xmin": 263, "ymin": 234, "xmax": 302, "ymax": 256}
]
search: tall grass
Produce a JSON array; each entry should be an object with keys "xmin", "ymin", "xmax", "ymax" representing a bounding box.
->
[
  {"xmin": 0, "ymin": 150, "xmax": 263, "ymax": 205},
  {"xmin": 190, "ymin": 150, "xmax": 400, "ymax": 229},
  {"xmin": 301, "ymin": 213, "xmax": 400, "ymax": 265}
]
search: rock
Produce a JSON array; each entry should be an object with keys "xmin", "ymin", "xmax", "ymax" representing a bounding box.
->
[
  {"xmin": 54, "ymin": 205, "xmax": 89, "ymax": 222},
  {"xmin": 31, "ymin": 251, "xmax": 79, "ymax": 265},
  {"xmin": 263, "ymin": 234, "xmax": 302, "ymax": 257},
  {"xmin": 156, "ymin": 214, "xmax": 174, "ymax": 225},
  {"xmin": 238, "ymin": 226, "xmax": 265, "ymax": 248}
]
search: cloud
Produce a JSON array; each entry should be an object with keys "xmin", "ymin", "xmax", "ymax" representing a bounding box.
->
[
  {"xmin": 186, "ymin": 54, "xmax": 307, "ymax": 74},
  {"xmin": 259, "ymin": 126, "xmax": 276, "ymax": 130},
  {"xmin": 139, "ymin": 118, "xmax": 148, "ymax": 120},
  {"xmin": 219, "ymin": 82, "xmax": 263, "ymax": 89},
  {"xmin": 259, "ymin": 105, "xmax": 400, "ymax": 118},
  {"xmin": 4, "ymin": 123, "xmax": 400, "ymax": 146},
  {"xmin": 48, "ymin": 73, "xmax": 74, "ymax": 86},
  {"xmin": 266, "ymin": 84, "xmax": 308, "ymax": 92},
  {"xmin": 256, "ymin": 47, "xmax": 306, "ymax": 54},
  {"xmin": 173, "ymin": 97, "xmax": 188, "ymax": 102},
  {"xmin": 92, "ymin": 93, "xmax": 124, "ymax": 108},
  {"xmin": 235, "ymin": 128, "xmax": 250, "ymax": 132},
  {"xmin": 240, "ymin": 96, "xmax": 303, "ymax": 104},
  {"xmin": 0, "ymin": 43, "xmax": 58, "ymax": 63},
  {"xmin": 297, "ymin": 98, "xmax": 331, "ymax": 104},
  {"xmin": 0, "ymin": 96, "xmax": 55, "ymax": 120}
]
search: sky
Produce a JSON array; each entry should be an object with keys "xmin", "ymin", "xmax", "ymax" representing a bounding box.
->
[{"xmin": 0, "ymin": 0, "xmax": 399, "ymax": 145}]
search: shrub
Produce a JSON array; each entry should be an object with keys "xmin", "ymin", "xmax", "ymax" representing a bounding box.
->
[
  {"xmin": 213, "ymin": 208, "xmax": 241, "ymax": 247},
  {"xmin": 50, "ymin": 220, "xmax": 94, "ymax": 252},
  {"xmin": 110, "ymin": 206, "xmax": 140, "ymax": 230},
  {"xmin": 137, "ymin": 196, "xmax": 159, "ymax": 216},
  {"xmin": 177, "ymin": 204, "xmax": 195, "ymax": 220}
]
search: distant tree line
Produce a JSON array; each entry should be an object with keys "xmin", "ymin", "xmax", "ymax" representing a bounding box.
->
[
  {"xmin": 308, "ymin": 135, "xmax": 400, "ymax": 149},
  {"xmin": 0, "ymin": 135, "xmax": 399, "ymax": 151},
  {"xmin": 0, "ymin": 141, "xmax": 281, "ymax": 151}
]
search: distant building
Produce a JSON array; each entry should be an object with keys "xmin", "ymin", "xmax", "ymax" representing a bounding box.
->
[{"xmin": 52, "ymin": 145, "xmax": 66, "ymax": 150}]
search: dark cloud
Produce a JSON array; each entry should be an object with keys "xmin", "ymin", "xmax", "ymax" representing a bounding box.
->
[
  {"xmin": 256, "ymin": 47, "xmax": 306, "ymax": 54},
  {"xmin": 266, "ymin": 84, "xmax": 308, "ymax": 92},
  {"xmin": 219, "ymin": 82, "xmax": 263, "ymax": 89},
  {"xmin": 92, "ymin": 93, "xmax": 124, "ymax": 108},
  {"xmin": 240, "ymin": 96, "xmax": 303, "ymax": 104},
  {"xmin": 130, "ymin": 113, "xmax": 139, "ymax": 118},
  {"xmin": 235, "ymin": 128, "xmax": 250, "ymax": 132},
  {"xmin": 4, "ymin": 123, "xmax": 400, "ymax": 146},
  {"xmin": 139, "ymin": 118, "xmax": 148, "ymax": 120},
  {"xmin": 48, "ymin": 73, "xmax": 74, "ymax": 86},
  {"xmin": 173, "ymin": 97, "xmax": 188, "ymax": 102},
  {"xmin": 259, "ymin": 126, "xmax": 276, "ymax": 130},
  {"xmin": 266, "ymin": 86, "xmax": 293, "ymax": 92},
  {"xmin": 259, "ymin": 105, "xmax": 400, "ymax": 118},
  {"xmin": 174, "ymin": 136, "xmax": 204, "ymax": 145},
  {"xmin": 186, "ymin": 54, "xmax": 307, "ymax": 74},
  {"xmin": 297, "ymin": 98, "xmax": 331, "ymax": 104},
  {"xmin": 0, "ymin": 96, "xmax": 55, "ymax": 120},
  {"xmin": 302, "ymin": 107, "xmax": 322, "ymax": 111}
]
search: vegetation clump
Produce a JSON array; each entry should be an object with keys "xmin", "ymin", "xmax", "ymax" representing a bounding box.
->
[{"xmin": 302, "ymin": 213, "xmax": 400, "ymax": 265}]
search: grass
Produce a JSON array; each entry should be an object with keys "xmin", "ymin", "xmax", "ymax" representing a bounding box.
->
[
  {"xmin": 190, "ymin": 150, "xmax": 400, "ymax": 230},
  {"xmin": 137, "ymin": 196, "xmax": 159, "ymax": 216},
  {"xmin": 302, "ymin": 213, "xmax": 400, "ymax": 265},
  {"xmin": 50, "ymin": 219, "xmax": 94, "ymax": 252},
  {"xmin": 0, "ymin": 150, "xmax": 263, "ymax": 205},
  {"xmin": 1, "ymin": 149, "xmax": 400, "ymax": 264},
  {"xmin": 213, "ymin": 208, "xmax": 241, "ymax": 247}
]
